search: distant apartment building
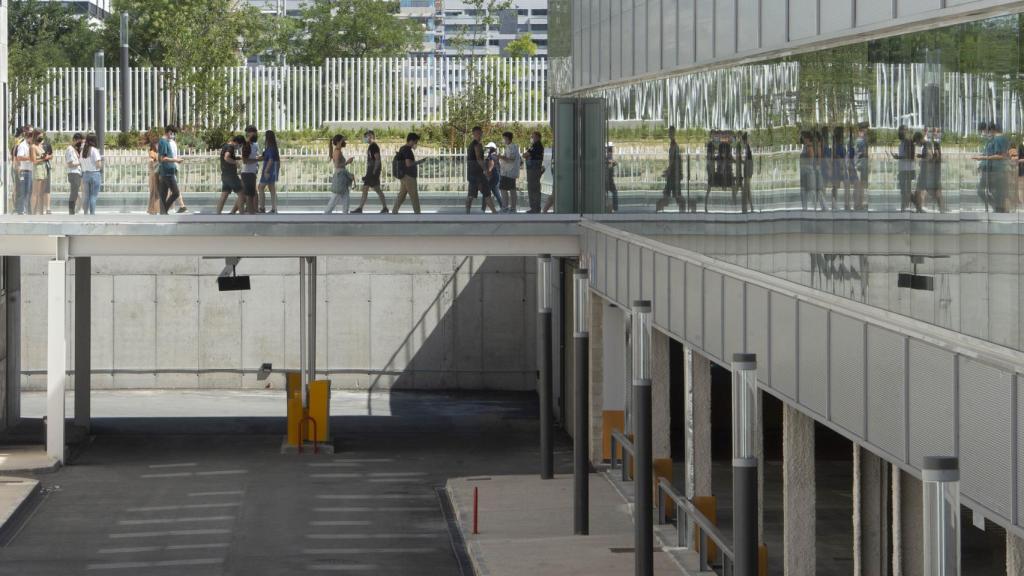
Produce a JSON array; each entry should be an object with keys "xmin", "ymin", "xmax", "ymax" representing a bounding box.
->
[
  {"xmin": 34, "ymin": 0, "xmax": 111, "ymax": 20},
  {"xmin": 402, "ymin": 0, "xmax": 549, "ymax": 56}
]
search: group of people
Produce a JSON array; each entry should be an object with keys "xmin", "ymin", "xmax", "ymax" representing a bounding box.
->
[
  {"xmin": 322, "ymin": 127, "xmax": 547, "ymax": 215},
  {"xmin": 970, "ymin": 121, "xmax": 1024, "ymax": 214},
  {"xmin": 206, "ymin": 124, "xmax": 281, "ymax": 215},
  {"xmin": 11, "ymin": 126, "xmax": 105, "ymax": 215}
]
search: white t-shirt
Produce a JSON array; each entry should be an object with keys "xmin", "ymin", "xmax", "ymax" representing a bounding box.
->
[
  {"xmin": 65, "ymin": 145, "xmax": 81, "ymax": 174},
  {"xmin": 500, "ymin": 142, "xmax": 521, "ymax": 179},
  {"xmin": 80, "ymin": 147, "xmax": 102, "ymax": 172},
  {"xmin": 241, "ymin": 142, "xmax": 260, "ymax": 174},
  {"xmin": 15, "ymin": 140, "xmax": 31, "ymax": 172}
]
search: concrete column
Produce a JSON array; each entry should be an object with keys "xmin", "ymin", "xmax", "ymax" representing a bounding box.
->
[
  {"xmin": 47, "ymin": 259, "xmax": 67, "ymax": 463},
  {"xmin": 896, "ymin": 470, "xmax": 924, "ymax": 576},
  {"xmin": 855, "ymin": 446, "xmax": 889, "ymax": 576},
  {"xmin": 690, "ymin": 350, "xmax": 712, "ymax": 498},
  {"xmin": 651, "ymin": 329, "xmax": 671, "ymax": 462},
  {"xmin": 589, "ymin": 295, "xmax": 604, "ymax": 464},
  {"xmin": 74, "ymin": 257, "xmax": 91, "ymax": 430},
  {"xmin": 1007, "ymin": 531, "xmax": 1024, "ymax": 576},
  {"xmin": 600, "ymin": 303, "xmax": 626, "ymax": 462},
  {"xmin": 783, "ymin": 403, "xmax": 815, "ymax": 576},
  {"xmin": 3, "ymin": 257, "xmax": 20, "ymax": 430}
]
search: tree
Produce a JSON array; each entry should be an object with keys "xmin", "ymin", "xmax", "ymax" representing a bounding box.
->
[
  {"xmin": 505, "ymin": 33, "xmax": 538, "ymax": 58},
  {"xmin": 289, "ymin": 0, "xmax": 423, "ymax": 65},
  {"xmin": 7, "ymin": 0, "xmax": 102, "ymax": 129}
]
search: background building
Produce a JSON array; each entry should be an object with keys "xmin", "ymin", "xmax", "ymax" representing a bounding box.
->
[{"xmin": 35, "ymin": 0, "xmax": 110, "ymax": 20}]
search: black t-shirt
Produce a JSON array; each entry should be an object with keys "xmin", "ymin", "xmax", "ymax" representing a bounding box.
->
[
  {"xmin": 398, "ymin": 145, "xmax": 417, "ymax": 178},
  {"xmin": 366, "ymin": 142, "xmax": 381, "ymax": 178},
  {"xmin": 466, "ymin": 140, "xmax": 485, "ymax": 179},
  {"xmin": 526, "ymin": 141, "xmax": 544, "ymax": 169},
  {"xmin": 220, "ymin": 144, "xmax": 238, "ymax": 177}
]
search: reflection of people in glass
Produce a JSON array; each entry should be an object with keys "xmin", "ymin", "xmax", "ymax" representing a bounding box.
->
[
  {"xmin": 989, "ymin": 122, "xmax": 1011, "ymax": 212},
  {"xmin": 799, "ymin": 130, "xmax": 814, "ymax": 211},
  {"xmin": 656, "ymin": 126, "xmax": 682, "ymax": 212},
  {"xmin": 605, "ymin": 142, "xmax": 618, "ymax": 213},
  {"xmin": 818, "ymin": 126, "xmax": 832, "ymax": 210},
  {"xmin": 831, "ymin": 126, "xmax": 849, "ymax": 210},
  {"xmin": 973, "ymin": 122, "xmax": 993, "ymax": 212},
  {"xmin": 721, "ymin": 131, "xmax": 736, "ymax": 207},
  {"xmin": 703, "ymin": 130, "xmax": 718, "ymax": 212},
  {"xmin": 853, "ymin": 122, "xmax": 870, "ymax": 210},
  {"xmin": 916, "ymin": 128, "xmax": 945, "ymax": 212},
  {"xmin": 892, "ymin": 125, "xmax": 916, "ymax": 212},
  {"xmin": 1013, "ymin": 144, "xmax": 1024, "ymax": 212},
  {"xmin": 738, "ymin": 132, "xmax": 754, "ymax": 213}
]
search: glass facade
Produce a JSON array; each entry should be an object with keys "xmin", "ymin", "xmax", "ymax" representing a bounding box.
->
[{"xmin": 562, "ymin": 13, "xmax": 1024, "ymax": 352}]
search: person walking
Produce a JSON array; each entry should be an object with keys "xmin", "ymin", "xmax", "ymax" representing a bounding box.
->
[
  {"xmin": 29, "ymin": 132, "xmax": 49, "ymax": 215},
  {"xmin": 257, "ymin": 130, "xmax": 280, "ymax": 213},
  {"xmin": 40, "ymin": 131, "xmax": 54, "ymax": 214},
  {"xmin": 893, "ymin": 125, "xmax": 916, "ymax": 212},
  {"xmin": 853, "ymin": 122, "xmax": 870, "ymax": 210},
  {"xmin": 12, "ymin": 126, "xmax": 34, "ymax": 215},
  {"xmin": 498, "ymin": 131, "xmax": 521, "ymax": 213},
  {"xmin": 80, "ymin": 134, "xmax": 103, "ymax": 215},
  {"xmin": 392, "ymin": 133, "xmax": 427, "ymax": 214},
  {"xmin": 738, "ymin": 132, "xmax": 754, "ymax": 213},
  {"xmin": 485, "ymin": 142, "xmax": 503, "ymax": 212},
  {"xmin": 325, "ymin": 134, "xmax": 355, "ymax": 214},
  {"xmin": 146, "ymin": 133, "xmax": 161, "ymax": 214},
  {"xmin": 240, "ymin": 127, "xmax": 262, "ymax": 214},
  {"xmin": 352, "ymin": 130, "xmax": 389, "ymax": 214},
  {"xmin": 65, "ymin": 133, "xmax": 83, "ymax": 215},
  {"xmin": 216, "ymin": 135, "xmax": 245, "ymax": 214},
  {"xmin": 157, "ymin": 125, "xmax": 184, "ymax": 215},
  {"xmin": 656, "ymin": 126, "xmax": 682, "ymax": 212},
  {"xmin": 524, "ymin": 131, "xmax": 544, "ymax": 213},
  {"xmin": 604, "ymin": 142, "xmax": 619, "ymax": 213},
  {"xmin": 465, "ymin": 126, "xmax": 496, "ymax": 214}
]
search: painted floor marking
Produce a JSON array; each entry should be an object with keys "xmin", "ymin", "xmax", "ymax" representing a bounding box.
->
[
  {"xmin": 148, "ymin": 463, "xmax": 198, "ymax": 469},
  {"xmin": 108, "ymin": 528, "xmax": 231, "ymax": 539},
  {"xmin": 313, "ymin": 507, "xmax": 437, "ymax": 513},
  {"xmin": 117, "ymin": 515, "xmax": 234, "ymax": 526},
  {"xmin": 189, "ymin": 490, "xmax": 244, "ymax": 497},
  {"xmin": 87, "ymin": 558, "xmax": 223, "ymax": 570},
  {"xmin": 125, "ymin": 503, "xmax": 240, "ymax": 512}
]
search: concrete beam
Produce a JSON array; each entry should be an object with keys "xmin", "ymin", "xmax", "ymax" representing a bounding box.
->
[
  {"xmin": 47, "ymin": 259, "xmax": 67, "ymax": 463},
  {"xmin": 783, "ymin": 403, "xmax": 816, "ymax": 575},
  {"xmin": 855, "ymin": 445, "xmax": 889, "ymax": 576},
  {"xmin": 895, "ymin": 470, "xmax": 924, "ymax": 576},
  {"xmin": 690, "ymin": 348, "xmax": 712, "ymax": 498},
  {"xmin": 589, "ymin": 293, "xmax": 604, "ymax": 464},
  {"xmin": 651, "ymin": 329, "xmax": 671, "ymax": 461},
  {"xmin": 1008, "ymin": 531, "xmax": 1024, "ymax": 576}
]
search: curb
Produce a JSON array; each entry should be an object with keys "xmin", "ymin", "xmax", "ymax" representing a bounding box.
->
[{"xmin": 0, "ymin": 479, "xmax": 42, "ymax": 547}]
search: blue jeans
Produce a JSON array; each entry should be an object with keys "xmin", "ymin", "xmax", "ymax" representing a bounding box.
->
[
  {"xmin": 83, "ymin": 171, "xmax": 102, "ymax": 214},
  {"xmin": 16, "ymin": 171, "xmax": 31, "ymax": 214}
]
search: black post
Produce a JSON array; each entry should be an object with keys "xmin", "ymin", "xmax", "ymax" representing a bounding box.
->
[
  {"xmin": 119, "ymin": 14, "xmax": 130, "ymax": 134},
  {"xmin": 538, "ymin": 255, "xmax": 554, "ymax": 480},
  {"xmin": 632, "ymin": 301, "xmax": 653, "ymax": 576},
  {"xmin": 93, "ymin": 51, "xmax": 105, "ymax": 150},
  {"xmin": 732, "ymin": 353, "xmax": 759, "ymax": 576},
  {"xmin": 74, "ymin": 257, "xmax": 91, "ymax": 431},
  {"xmin": 573, "ymin": 269, "xmax": 590, "ymax": 535}
]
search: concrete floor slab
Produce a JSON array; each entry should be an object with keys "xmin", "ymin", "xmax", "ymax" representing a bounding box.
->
[
  {"xmin": 448, "ymin": 475, "xmax": 682, "ymax": 575},
  {"xmin": 0, "ymin": 477, "xmax": 39, "ymax": 537},
  {"xmin": 0, "ymin": 446, "xmax": 58, "ymax": 474}
]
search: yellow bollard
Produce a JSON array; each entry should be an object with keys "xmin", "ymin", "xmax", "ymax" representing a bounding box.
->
[{"xmin": 307, "ymin": 380, "xmax": 331, "ymax": 443}]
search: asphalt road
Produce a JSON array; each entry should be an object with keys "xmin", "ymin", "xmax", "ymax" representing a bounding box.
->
[{"xmin": 0, "ymin": 391, "xmax": 571, "ymax": 575}]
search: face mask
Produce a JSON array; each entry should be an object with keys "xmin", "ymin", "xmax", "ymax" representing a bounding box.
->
[{"xmin": 363, "ymin": 136, "xmax": 370, "ymax": 144}]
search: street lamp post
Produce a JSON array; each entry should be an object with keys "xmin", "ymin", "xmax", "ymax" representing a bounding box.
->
[
  {"xmin": 573, "ymin": 268, "xmax": 590, "ymax": 535},
  {"xmin": 631, "ymin": 300, "xmax": 652, "ymax": 576},
  {"xmin": 923, "ymin": 456, "xmax": 960, "ymax": 576},
  {"xmin": 537, "ymin": 255, "xmax": 554, "ymax": 479},
  {"xmin": 731, "ymin": 353, "xmax": 759, "ymax": 576}
]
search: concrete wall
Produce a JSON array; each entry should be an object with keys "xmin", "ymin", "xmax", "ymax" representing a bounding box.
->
[
  {"xmin": 20, "ymin": 255, "xmax": 537, "ymax": 391},
  {"xmin": 569, "ymin": 0, "xmax": 1024, "ymax": 92}
]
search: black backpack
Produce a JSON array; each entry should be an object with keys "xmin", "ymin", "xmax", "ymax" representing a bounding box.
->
[{"xmin": 392, "ymin": 150, "xmax": 405, "ymax": 180}]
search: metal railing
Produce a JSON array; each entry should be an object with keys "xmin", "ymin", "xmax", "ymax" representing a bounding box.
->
[
  {"xmin": 657, "ymin": 478, "xmax": 735, "ymax": 575},
  {"xmin": 609, "ymin": 429, "xmax": 634, "ymax": 482}
]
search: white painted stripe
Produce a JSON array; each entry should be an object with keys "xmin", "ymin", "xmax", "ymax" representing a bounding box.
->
[
  {"xmin": 117, "ymin": 515, "xmax": 234, "ymax": 526},
  {"xmin": 108, "ymin": 529, "xmax": 231, "ymax": 539},
  {"xmin": 140, "ymin": 472, "xmax": 192, "ymax": 479},
  {"xmin": 148, "ymin": 462, "xmax": 198, "ymax": 469},
  {"xmin": 307, "ymin": 565, "xmax": 378, "ymax": 572},
  {"xmin": 126, "ymin": 503, "xmax": 240, "ymax": 512},
  {"xmin": 303, "ymin": 548, "xmax": 437, "ymax": 555},
  {"xmin": 87, "ymin": 558, "xmax": 223, "ymax": 570},
  {"xmin": 310, "ymin": 473, "xmax": 360, "ymax": 479},
  {"xmin": 306, "ymin": 534, "xmax": 439, "ymax": 540},
  {"xmin": 98, "ymin": 543, "xmax": 229, "ymax": 555},
  {"xmin": 196, "ymin": 469, "xmax": 247, "ymax": 476},
  {"xmin": 313, "ymin": 507, "xmax": 436, "ymax": 513},
  {"xmin": 308, "ymin": 520, "xmax": 372, "ymax": 527},
  {"xmin": 315, "ymin": 495, "xmax": 435, "ymax": 500},
  {"xmin": 189, "ymin": 490, "xmax": 244, "ymax": 497},
  {"xmin": 367, "ymin": 472, "xmax": 427, "ymax": 477}
]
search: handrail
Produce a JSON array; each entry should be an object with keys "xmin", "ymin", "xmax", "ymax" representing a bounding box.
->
[
  {"xmin": 608, "ymin": 429, "xmax": 635, "ymax": 482},
  {"xmin": 657, "ymin": 477, "xmax": 734, "ymax": 575}
]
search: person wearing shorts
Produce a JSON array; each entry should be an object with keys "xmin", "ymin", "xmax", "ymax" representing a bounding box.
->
[
  {"xmin": 240, "ymin": 126, "xmax": 261, "ymax": 213},
  {"xmin": 216, "ymin": 135, "xmax": 245, "ymax": 214},
  {"xmin": 352, "ymin": 130, "xmax": 389, "ymax": 213},
  {"xmin": 464, "ymin": 126, "xmax": 496, "ymax": 214}
]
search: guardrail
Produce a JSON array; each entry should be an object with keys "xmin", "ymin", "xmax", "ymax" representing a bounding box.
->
[
  {"xmin": 657, "ymin": 478, "xmax": 735, "ymax": 575},
  {"xmin": 609, "ymin": 429, "xmax": 634, "ymax": 482}
]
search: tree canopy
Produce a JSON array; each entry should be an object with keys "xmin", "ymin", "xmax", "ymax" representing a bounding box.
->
[
  {"xmin": 288, "ymin": 0, "xmax": 423, "ymax": 64},
  {"xmin": 505, "ymin": 33, "xmax": 538, "ymax": 58}
]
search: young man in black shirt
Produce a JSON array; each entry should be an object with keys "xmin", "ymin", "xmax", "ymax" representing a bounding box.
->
[
  {"xmin": 352, "ymin": 130, "xmax": 389, "ymax": 214},
  {"xmin": 391, "ymin": 133, "xmax": 427, "ymax": 214},
  {"xmin": 525, "ymin": 131, "xmax": 545, "ymax": 213},
  {"xmin": 215, "ymin": 135, "xmax": 245, "ymax": 214},
  {"xmin": 465, "ymin": 126, "xmax": 497, "ymax": 214}
]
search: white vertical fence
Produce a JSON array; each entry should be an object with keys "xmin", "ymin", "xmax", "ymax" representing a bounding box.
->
[{"xmin": 14, "ymin": 57, "xmax": 550, "ymax": 133}]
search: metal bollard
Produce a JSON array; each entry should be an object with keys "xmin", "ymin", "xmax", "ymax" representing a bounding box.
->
[
  {"xmin": 699, "ymin": 530, "xmax": 709, "ymax": 570},
  {"xmin": 657, "ymin": 488, "xmax": 666, "ymax": 525}
]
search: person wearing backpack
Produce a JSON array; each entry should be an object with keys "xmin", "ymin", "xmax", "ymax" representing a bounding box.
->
[{"xmin": 391, "ymin": 133, "xmax": 427, "ymax": 214}]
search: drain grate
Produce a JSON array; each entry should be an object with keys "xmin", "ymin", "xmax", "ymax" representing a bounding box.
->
[{"xmin": 609, "ymin": 547, "xmax": 634, "ymax": 553}]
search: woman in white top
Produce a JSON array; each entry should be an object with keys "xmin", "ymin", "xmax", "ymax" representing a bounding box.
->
[
  {"xmin": 79, "ymin": 134, "xmax": 103, "ymax": 215},
  {"xmin": 65, "ymin": 133, "xmax": 83, "ymax": 214}
]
